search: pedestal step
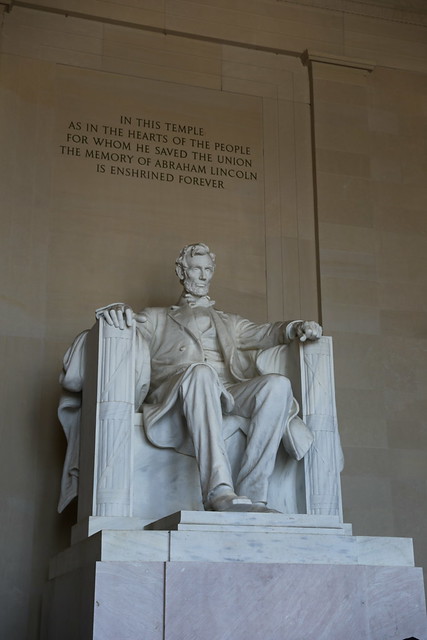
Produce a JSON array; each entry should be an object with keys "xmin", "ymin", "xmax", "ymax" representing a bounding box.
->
[
  {"xmin": 51, "ymin": 511, "xmax": 414, "ymax": 580},
  {"xmin": 71, "ymin": 511, "xmax": 351, "ymax": 544},
  {"xmin": 146, "ymin": 510, "xmax": 353, "ymax": 533}
]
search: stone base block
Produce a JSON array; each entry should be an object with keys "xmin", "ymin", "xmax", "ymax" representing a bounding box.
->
[
  {"xmin": 43, "ymin": 515, "xmax": 427, "ymax": 639},
  {"xmin": 42, "ymin": 560, "xmax": 427, "ymax": 640}
]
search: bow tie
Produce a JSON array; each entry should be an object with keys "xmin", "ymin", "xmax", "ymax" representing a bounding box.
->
[{"xmin": 183, "ymin": 294, "xmax": 215, "ymax": 308}]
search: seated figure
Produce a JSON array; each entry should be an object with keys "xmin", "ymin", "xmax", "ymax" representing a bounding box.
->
[{"xmin": 80, "ymin": 242, "xmax": 322, "ymax": 514}]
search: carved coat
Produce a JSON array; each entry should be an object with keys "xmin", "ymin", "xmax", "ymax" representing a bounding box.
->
[{"xmin": 137, "ymin": 304, "xmax": 299, "ymax": 455}]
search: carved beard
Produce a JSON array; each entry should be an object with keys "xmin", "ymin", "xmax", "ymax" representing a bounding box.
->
[{"xmin": 183, "ymin": 275, "xmax": 210, "ymax": 298}]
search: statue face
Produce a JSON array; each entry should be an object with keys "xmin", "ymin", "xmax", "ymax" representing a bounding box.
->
[{"xmin": 183, "ymin": 253, "xmax": 215, "ymax": 297}]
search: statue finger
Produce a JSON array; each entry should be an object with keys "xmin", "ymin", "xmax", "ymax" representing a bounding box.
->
[
  {"xmin": 125, "ymin": 307, "xmax": 133, "ymax": 327},
  {"xmin": 310, "ymin": 323, "xmax": 322, "ymax": 339},
  {"xmin": 103, "ymin": 310, "xmax": 114, "ymax": 326},
  {"xmin": 109, "ymin": 308, "xmax": 120, "ymax": 328}
]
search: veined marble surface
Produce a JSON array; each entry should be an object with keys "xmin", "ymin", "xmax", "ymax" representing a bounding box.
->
[
  {"xmin": 145, "ymin": 510, "xmax": 351, "ymax": 533},
  {"xmin": 168, "ymin": 530, "xmax": 414, "ymax": 566},
  {"xmin": 44, "ymin": 560, "xmax": 427, "ymax": 640},
  {"xmin": 71, "ymin": 516, "xmax": 152, "ymax": 544},
  {"xmin": 46, "ymin": 514, "xmax": 425, "ymax": 640},
  {"xmin": 164, "ymin": 562, "xmax": 427, "ymax": 640},
  {"xmin": 50, "ymin": 511, "xmax": 415, "ymax": 579},
  {"xmin": 71, "ymin": 512, "xmax": 352, "ymax": 544}
]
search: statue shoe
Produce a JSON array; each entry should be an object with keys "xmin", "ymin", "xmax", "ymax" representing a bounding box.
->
[
  {"xmin": 206, "ymin": 489, "xmax": 253, "ymax": 512},
  {"xmin": 250, "ymin": 502, "xmax": 282, "ymax": 514}
]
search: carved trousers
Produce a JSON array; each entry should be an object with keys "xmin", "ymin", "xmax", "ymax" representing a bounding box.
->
[{"xmin": 178, "ymin": 363, "xmax": 293, "ymax": 505}]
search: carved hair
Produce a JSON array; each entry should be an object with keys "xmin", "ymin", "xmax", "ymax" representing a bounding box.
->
[{"xmin": 175, "ymin": 243, "xmax": 216, "ymax": 282}]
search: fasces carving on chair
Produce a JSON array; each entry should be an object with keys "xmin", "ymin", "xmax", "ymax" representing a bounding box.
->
[{"xmin": 58, "ymin": 243, "xmax": 341, "ymax": 522}]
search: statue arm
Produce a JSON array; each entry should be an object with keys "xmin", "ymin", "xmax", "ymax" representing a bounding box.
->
[
  {"xmin": 234, "ymin": 316, "xmax": 322, "ymax": 350},
  {"xmin": 233, "ymin": 316, "xmax": 288, "ymax": 350}
]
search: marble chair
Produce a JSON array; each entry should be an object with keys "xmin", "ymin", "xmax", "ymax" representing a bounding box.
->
[{"xmin": 58, "ymin": 317, "xmax": 344, "ymax": 540}]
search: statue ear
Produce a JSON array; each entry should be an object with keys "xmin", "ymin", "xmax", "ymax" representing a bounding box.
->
[{"xmin": 175, "ymin": 264, "xmax": 184, "ymax": 281}]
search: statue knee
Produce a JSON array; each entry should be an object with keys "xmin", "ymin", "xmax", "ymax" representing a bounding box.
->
[
  {"xmin": 262, "ymin": 373, "xmax": 292, "ymax": 398},
  {"xmin": 179, "ymin": 363, "xmax": 221, "ymax": 402}
]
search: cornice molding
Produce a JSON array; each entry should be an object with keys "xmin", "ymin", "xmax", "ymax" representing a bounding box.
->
[
  {"xmin": 301, "ymin": 49, "xmax": 375, "ymax": 71},
  {"xmin": 278, "ymin": 0, "xmax": 427, "ymax": 27}
]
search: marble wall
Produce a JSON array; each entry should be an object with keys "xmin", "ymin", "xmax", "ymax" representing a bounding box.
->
[
  {"xmin": 311, "ymin": 55, "xmax": 427, "ymax": 583},
  {"xmin": 0, "ymin": 1, "xmax": 426, "ymax": 638}
]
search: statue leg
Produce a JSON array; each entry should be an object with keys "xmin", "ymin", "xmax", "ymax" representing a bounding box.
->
[
  {"xmin": 179, "ymin": 363, "xmax": 236, "ymax": 507},
  {"xmin": 228, "ymin": 374, "xmax": 293, "ymax": 503}
]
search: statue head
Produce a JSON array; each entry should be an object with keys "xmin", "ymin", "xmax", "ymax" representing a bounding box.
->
[{"xmin": 175, "ymin": 243, "xmax": 216, "ymax": 297}]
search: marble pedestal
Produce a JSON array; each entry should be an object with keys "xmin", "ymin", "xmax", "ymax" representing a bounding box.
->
[{"xmin": 42, "ymin": 512, "xmax": 427, "ymax": 640}]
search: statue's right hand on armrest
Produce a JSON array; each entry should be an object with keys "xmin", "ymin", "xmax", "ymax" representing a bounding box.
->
[
  {"xmin": 95, "ymin": 303, "xmax": 134, "ymax": 329},
  {"xmin": 95, "ymin": 303, "xmax": 148, "ymax": 329}
]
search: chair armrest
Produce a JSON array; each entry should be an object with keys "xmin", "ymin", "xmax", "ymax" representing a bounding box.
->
[
  {"xmin": 78, "ymin": 317, "xmax": 136, "ymax": 520},
  {"xmin": 256, "ymin": 337, "xmax": 344, "ymax": 519},
  {"xmin": 300, "ymin": 337, "xmax": 343, "ymax": 518}
]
